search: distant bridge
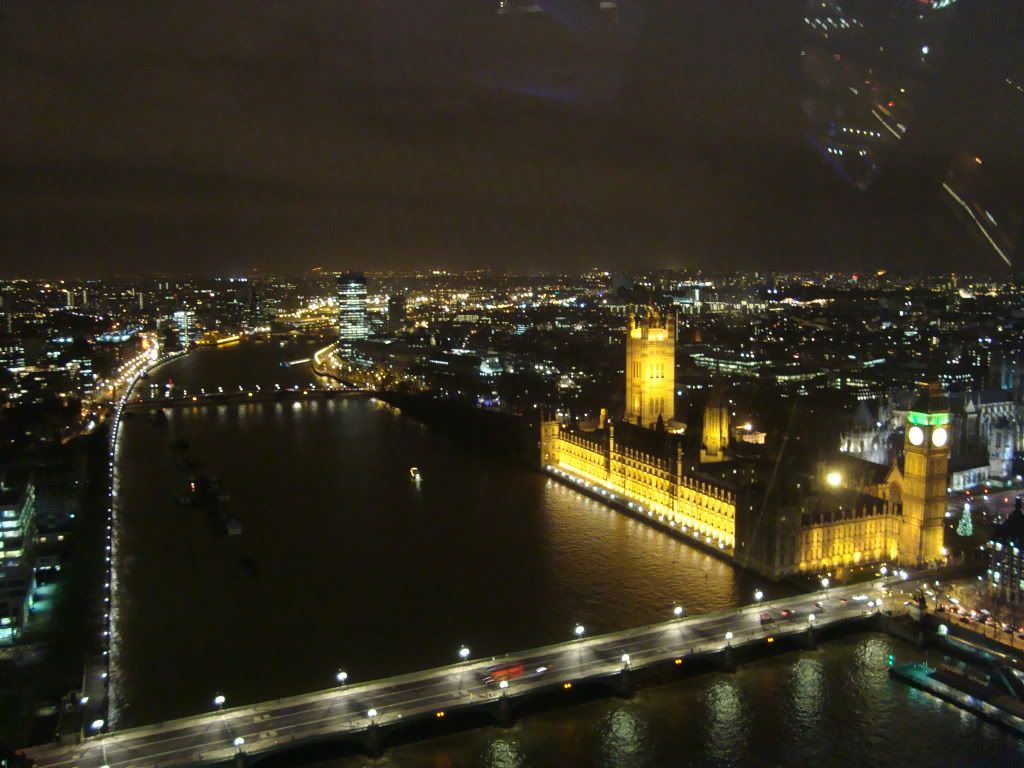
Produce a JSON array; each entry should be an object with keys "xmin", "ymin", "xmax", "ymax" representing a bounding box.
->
[
  {"xmin": 122, "ymin": 384, "xmax": 365, "ymax": 410},
  {"xmin": 23, "ymin": 583, "xmax": 892, "ymax": 767}
]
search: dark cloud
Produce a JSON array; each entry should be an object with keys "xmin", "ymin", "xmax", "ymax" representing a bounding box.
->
[{"xmin": 0, "ymin": 1, "xmax": 1016, "ymax": 275}]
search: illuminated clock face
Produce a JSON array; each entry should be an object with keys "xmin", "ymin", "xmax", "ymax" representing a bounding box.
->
[
  {"xmin": 908, "ymin": 426, "xmax": 925, "ymax": 446},
  {"xmin": 932, "ymin": 426, "xmax": 948, "ymax": 448}
]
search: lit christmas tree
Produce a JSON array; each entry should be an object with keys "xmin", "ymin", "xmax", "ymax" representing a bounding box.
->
[{"xmin": 956, "ymin": 502, "xmax": 973, "ymax": 537}]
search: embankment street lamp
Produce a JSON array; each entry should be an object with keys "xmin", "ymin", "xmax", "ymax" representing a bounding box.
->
[
  {"xmin": 574, "ymin": 623, "xmax": 585, "ymax": 639},
  {"xmin": 458, "ymin": 645, "xmax": 471, "ymax": 662}
]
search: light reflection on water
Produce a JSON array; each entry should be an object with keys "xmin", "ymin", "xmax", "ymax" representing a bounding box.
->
[
  {"xmin": 113, "ymin": 345, "xmax": 1024, "ymax": 765},
  {"xmin": 481, "ymin": 737, "xmax": 527, "ymax": 768},
  {"xmin": 318, "ymin": 635, "xmax": 1024, "ymax": 768},
  {"xmin": 598, "ymin": 708, "xmax": 648, "ymax": 767},
  {"xmin": 703, "ymin": 677, "xmax": 748, "ymax": 765},
  {"xmin": 114, "ymin": 342, "xmax": 757, "ymax": 727}
]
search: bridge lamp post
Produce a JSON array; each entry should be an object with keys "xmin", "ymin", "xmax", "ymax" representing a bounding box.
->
[
  {"xmin": 499, "ymin": 679, "xmax": 509, "ymax": 697},
  {"xmin": 820, "ymin": 577, "xmax": 830, "ymax": 597},
  {"xmin": 621, "ymin": 653, "xmax": 630, "ymax": 669},
  {"xmin": 574, "ymin": 623, "xmax": 586, "ymax": 639},
  {"xmin": 673, "ymin": 605, "xmax": 684, "ymax": 620},
  {"xmin": 725, "ymin": 631, "xmax": 733, "ymax": 647},
  {"xmin": 233, "ymin": 736, "xmax": 245, "ymax": 753},
  {"xmin": 754, "ymin": 589, "xmax": 764, "ymax": 603},
  {"xmin": 336, "ymin": 670, "xmax": 348, "ymax": 685},
  {"xmin": 367, "ymin": 708, "xmax": 378, "ymax": 724},
  {"xmin": 213, "ymin": 694, "xmax": 226, "ymax": 710},
  {"xmin": 90, "ymin": 718, "xmax": 105, "ymax": 733},
  {"xmin": 458, "ymin": 645, "xmax": 471, "ymax": 662},
  {"xmin": 808, "ymin": 613, "xmax": 816, "ymax": 625}
]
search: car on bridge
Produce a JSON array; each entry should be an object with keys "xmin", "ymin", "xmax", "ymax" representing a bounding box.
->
[{"xmin": 482, "ymin": 663, "xmax": 553, "ymax": 686}]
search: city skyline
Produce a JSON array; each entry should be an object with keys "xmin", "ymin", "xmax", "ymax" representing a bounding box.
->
[
  {"xmin": 3, "ymin": 1, "xmax": 1024, "ymax": 765},
  {"xmin": 3, "ymin": 265, "xmax": 1024, "ymax": 764}
]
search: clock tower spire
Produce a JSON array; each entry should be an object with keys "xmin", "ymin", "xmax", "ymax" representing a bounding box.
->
[{"xmin": 901, "ymin": 381, "xmax": 950, "ymax": 565}]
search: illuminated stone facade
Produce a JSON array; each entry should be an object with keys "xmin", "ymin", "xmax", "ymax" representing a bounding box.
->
[
  {"xmin": 743, "ymin": 384, "xmax": 950, "ymax": 577},
  {"xmin": 700, "ymin": 388, "xmax": 730, "ymax": 463},
  {"xmin": 900, "ymin": 383, "xmax": 951, "ymax": 564},
  {"xmin": 540, "ymin": 420, "xmax": 737, "ymax": 550},
  {"xmin": 624, "ymin": 308, "xmax": 675, "ymax": 429},
  {"xmin": 541, "ymin": 315, "xmax": 952, "ymax": 580}
]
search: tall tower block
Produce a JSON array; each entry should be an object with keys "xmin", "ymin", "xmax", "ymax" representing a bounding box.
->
[
  {"xmin": 700, "ymin": 387, "xmax": 730, "ymax": 463},
  {"xmin": 901, "ymin": 382, "xmax": 950, "ymax": 565},
  {"xmin": 624, "ymin": 307, "xmax": 676, "ymax": 429},
  {"xmin": 539, "ymin": 417, "xmax": 561, "ymax": 469}
]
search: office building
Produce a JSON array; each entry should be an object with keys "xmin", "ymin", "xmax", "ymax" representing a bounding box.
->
[
  {"xmin": 987, "ymin": 496, "xmax": 1024, "ymax": 609},
  {"xmin": 336, "ymin": 272, "xmax": 369, "ymax": 356},
  {"xmin": 0, "ymin": 480, "xmax": 37, "ymax": 643}
]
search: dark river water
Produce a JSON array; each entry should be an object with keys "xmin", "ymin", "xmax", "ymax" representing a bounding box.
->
[{"xmin": 110, "ymin": 342, "xmax": 1024, "ymax": 765}]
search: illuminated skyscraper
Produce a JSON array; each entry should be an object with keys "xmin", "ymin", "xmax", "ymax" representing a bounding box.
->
[{"xmin": 336, "ymin": 272, "xmax": 368, "ymax": 356}]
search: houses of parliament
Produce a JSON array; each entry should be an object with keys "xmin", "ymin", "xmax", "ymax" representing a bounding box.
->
[{"xmin": 539, "ymin": 307, "xmax": 951, "ymax": 580}]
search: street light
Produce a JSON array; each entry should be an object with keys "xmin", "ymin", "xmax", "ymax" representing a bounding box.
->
[
  {"xmin": 574, "ymin": 623, "xmax": 585, "ymax": 638},
  {"xmin": 499, "ymin": 679, "xmax": 509, "ymax": 694},
  {"xmin": 621, "ymin": 653, "xmax": 631, "ymax": 668},
  {"xmin": 90, "ymin": 719, "xmax": 105, "ymax": 732},
  {"xmin": 808, "ymin": 613, "xmax": 816, "ymax": 624},
  {"xmin": 367, "ymin": 708, "xmax": 378, "ymax": 720},
  {"xmin": 673, "ymin": 605, "xmax": 684, "ymax": 619},
  {"xmin": 458, "ymin": 645, "xmax": 471, "ymax": 662},
  {"xmin": 336, "ymin": 670, "xmax": 348, "ymax": 685},
  {"xmin": 213, "ymin": 694, "xmax": 226, "ymax": 709},
  {"xmin": 754, "ymin": 589, "xmax": 764, "ymax": 602},
  {"xmin": 725, "ymin": 631, "xmax": 733, "ymax": 645},
  {"xmin": 233, "ymin": 737, "xmax": 245, "ymax": 749}
]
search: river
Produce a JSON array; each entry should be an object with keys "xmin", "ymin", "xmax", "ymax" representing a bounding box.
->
[
  {"xmin": 112, "ymin": 340, "xmax": 752, "ymax": 727},
  {"xmin": 110, "ymin": 341, "xmax": 1023, "ymax": 764}
]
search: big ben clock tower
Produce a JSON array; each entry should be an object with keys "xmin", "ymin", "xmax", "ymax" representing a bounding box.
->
[{"xmin": 901, "ymin": 382, "xmax": 950, "ymax": 565}]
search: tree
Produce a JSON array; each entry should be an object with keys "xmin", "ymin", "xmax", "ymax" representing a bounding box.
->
[{"xmin": 956, "ymin": 503, "xmax": 973, "ymax": 537}]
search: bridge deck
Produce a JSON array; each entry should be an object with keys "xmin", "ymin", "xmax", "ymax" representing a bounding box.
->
[
  {"xmin": 122, "ymin": 388, "xmax": 363, "ymax": 410},
  {"xmin": 23, "ymin": 583, "xmax": 889, "ymax": 768}
]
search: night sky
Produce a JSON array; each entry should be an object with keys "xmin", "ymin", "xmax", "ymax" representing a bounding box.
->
[{"xmin": 1, "ymin": 1, "xmax": 1019, "ymax": 276}]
